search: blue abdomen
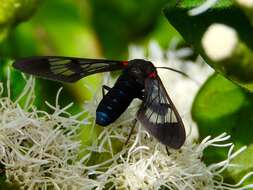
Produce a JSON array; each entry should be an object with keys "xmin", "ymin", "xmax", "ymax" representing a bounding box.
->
[
  {"xmin": 96, "ymin": 111, "xmax": 112, "ymax": 126},
  {"xmin": 96, "ymin": 74, "xmax": 143, "ymax": 126}
]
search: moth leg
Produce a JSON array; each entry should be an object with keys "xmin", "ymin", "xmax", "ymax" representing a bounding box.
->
[
  {"xmin": 165, "ymin": 146, "xmax": 171, "ymax": 156},
  {"xmin": 125, "ymin": 119, "xmax": 137, "ymax": 145},
  {"xmin": 102, "ymin": 85, "xmax": 111, "ymax": 97}
]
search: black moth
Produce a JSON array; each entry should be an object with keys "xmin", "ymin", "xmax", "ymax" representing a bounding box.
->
[{"xmin": 13, "ymin": 56, "xmax": 185, "ymax": 149}]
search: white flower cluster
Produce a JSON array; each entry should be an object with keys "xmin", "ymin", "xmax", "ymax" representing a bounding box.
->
[
  {"xmin": 87, "ymin": 123, "xmax": 253, "ymax": 190},
  {"xmin": 0, "ymin": 76, "xmax": 95, "ymax": 189},
  {"xmin": 0, "ymin": 42, "xmax": 252, "ymax": 189}
]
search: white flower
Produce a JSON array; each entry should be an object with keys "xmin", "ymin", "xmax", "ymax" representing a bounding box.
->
[
  {"xmin": 202, "ymin": 24, "xmax": 238, "ymax": 61},
  {"xmin": 84, "ymin": 120, "xmax": 253, "ymax": 190},
  {"xmin": 0, "ymin": 75, "xmax": 96, "ymax": 190}
]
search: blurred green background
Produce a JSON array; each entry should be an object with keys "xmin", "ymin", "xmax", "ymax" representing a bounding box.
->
[
  {"xmin": 1, "ymin": 0, "xmax": 253, "ymax": 188},
  {"xmin": 0, "ymin": 0, "xmax": 181, "ymax": 106}
]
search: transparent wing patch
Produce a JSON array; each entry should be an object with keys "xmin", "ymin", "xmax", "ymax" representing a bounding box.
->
[
  {"xmin": 137, "ymin": 77, "xmax": 185, "ymax": 149},
  {"xmin": 13, "ymin": 56, "xmax": 124, "ymax": 82}
]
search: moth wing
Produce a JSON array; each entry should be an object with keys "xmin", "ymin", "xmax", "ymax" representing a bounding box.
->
[
  {"xmin": 137, "ymin": 76, "xmax": 186, "ymax": 149},
  {"xmin": 13, "ymin": 56, "xmax": 125, "ymax": 82}
]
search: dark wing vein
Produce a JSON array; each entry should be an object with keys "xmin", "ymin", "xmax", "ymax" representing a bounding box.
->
[
  {"xmin": 13, "ymin": 56, "xmax": 125, "ymax": 82},
  {"xmin": 137, "ymin": 76, "xmax": 185, "ymax": 149}
]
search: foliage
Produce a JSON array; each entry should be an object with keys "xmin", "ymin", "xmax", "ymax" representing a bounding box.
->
[
  {"xmin": 164, "ymin": 0, "xmax": 253, "ymax": 91},
  {"xmin": 192, "ymin": 73, "xmax": 253, "ymax": 159},
  {"xmin": 1, "ymin": 0, "xmax": 253, "ymax": 188}
]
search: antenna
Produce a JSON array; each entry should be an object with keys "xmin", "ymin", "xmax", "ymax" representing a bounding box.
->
[{"xmin": 156, "ymin": 67, "xmax": 199, "ymax": 85}]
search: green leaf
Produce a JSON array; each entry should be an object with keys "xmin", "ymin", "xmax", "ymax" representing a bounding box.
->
[
  {"xmin": 192, "ymin": 73, "xmax": 245, "ymax": 124},
  {"xmin": 192, "ymin": 73, "xmax": 253, "ymax": 164},
  {"xmin": 178, "ymin": 0, "xmax": 233, "ymax": 9},
  {"xmin": 163, "ymin": 0, "xmax": 253, "ymax": 91},
  {"xmin": 228, "ymin": 144, "xmax": 253, "ymax": 185}
]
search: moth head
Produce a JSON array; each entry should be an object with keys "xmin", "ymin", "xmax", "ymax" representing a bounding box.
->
[{"xmin": 127, "ymin": 59, "xmax": 156, "ymax": 79}]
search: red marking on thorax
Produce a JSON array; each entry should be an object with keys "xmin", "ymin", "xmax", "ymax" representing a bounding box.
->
[
  {"xmin": 148, "ymin": 72, "xmax": 157, "ymax": 78},
  {"xmin": 121, "ymin": 61, "xmax": 129, "ymax": 67}
]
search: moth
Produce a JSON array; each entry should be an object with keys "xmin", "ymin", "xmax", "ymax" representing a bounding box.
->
[{"xmin": 13, "ymin": 56, "xmax": 186, "ymax": 149}]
